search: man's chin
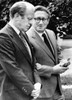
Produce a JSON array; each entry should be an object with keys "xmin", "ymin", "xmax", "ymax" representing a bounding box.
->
[{"xmin": 38, "ymin": 29, "xmax": 44, "ymax": 33}]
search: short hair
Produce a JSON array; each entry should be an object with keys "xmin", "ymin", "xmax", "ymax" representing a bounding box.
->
[
  {"xmin": 34, "ymin": 5, "xmax": 51, "ymax": 18},
  {"xmin": 10, "ymin": 1, "xmax": 34, "ymax": 18}
]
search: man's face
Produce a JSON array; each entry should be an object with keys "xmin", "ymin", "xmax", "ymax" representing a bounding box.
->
[
  {"xmin": 19, "ymin": 9, "xmax": 34, "ymax": 32},
  {"xmin": 33, "ymin": 11, "xmax": 49, "ymax": 33}
]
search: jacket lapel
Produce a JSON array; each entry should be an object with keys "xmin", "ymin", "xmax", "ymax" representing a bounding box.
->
[
  {"xmin": 31, "ymin": 28, "xmax": 55, "ymax": 62},
  {"xmin": 23, "ymin": 33, "xmax": 34, "ymax": 63},
  {"xmin": 45, "ymin": 30, "xmax": 55, "ymax": 58},
  {"xmin": 45, "ymin": 29, "xmax": 58, "ymax": 63},
  {"xmin": 6, "ymin": 24, "xmax": 32, "ymax": 64}
]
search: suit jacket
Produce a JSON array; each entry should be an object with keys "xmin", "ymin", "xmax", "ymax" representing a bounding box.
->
[
  {"xmin": 27, "ymin": 27, "xmax": 62, "ymax": 98},
  {"xmin": 0, "ymin": 24, "xmax": 41, "ymax": 100}
]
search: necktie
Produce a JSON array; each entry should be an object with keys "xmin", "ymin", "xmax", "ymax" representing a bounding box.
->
[
  {"xmin": 42, "ymin": 33, "xmax": 55, "ymax": 58},
  {"xmin": 19, "ymin": 31, "xmax": 32, "ymax": 59}
]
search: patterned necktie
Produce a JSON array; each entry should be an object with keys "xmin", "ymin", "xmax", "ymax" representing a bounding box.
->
[
  {"xmin": 42, "ymin": 33, "xmax": 55, "ymax": 58},
  {"xmin": 19, "ymin": 31, "xmax": 32, "ymax": 59}
]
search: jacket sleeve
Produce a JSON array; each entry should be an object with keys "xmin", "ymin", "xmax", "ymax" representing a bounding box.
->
[
  {"xmin": 36, "ymin": 63, "xmax": 53, "ymax": 78},
  {"xmin": 0, "ymin": 33, "xmax": 34, "ymax": 96},
  {"xmin": 32, "ymin": 54, "xmax": 41, "ymax": 84},
  {"xmin": 34, "ymin": 68, "xmax": 42, "ymax": 83}
]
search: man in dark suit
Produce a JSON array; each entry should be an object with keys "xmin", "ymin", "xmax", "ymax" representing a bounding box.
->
[
  {"xmin": 0, "ymin": 2, "xmax": 41, "ymax": 100},
  {"xmin": 27, "ymin": 6, "xmax": 68, "ymax": 100}
]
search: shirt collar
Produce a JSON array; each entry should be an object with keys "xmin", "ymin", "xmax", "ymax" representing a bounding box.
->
[
  {"xmin": 33, "ymin": 27, "xmax": 46, "ymax": 39},
  {"xmin": 8, "ymin": 21, "xmax": 20, "ymax": 35}
]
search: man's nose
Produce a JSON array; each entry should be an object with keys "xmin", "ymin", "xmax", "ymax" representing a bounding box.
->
[
  {"xmin": 28, "ymin": 20, "xmax": 33, "ymax": 29},
  {"xmin": 29, "ymin": 19, "xmax": 33, "ymax": 25},
  {"xmin": 39, "ymin": 20, "xmax": 43, "ymax": 24},
  {"xmin": 29, "ymin": 23, "xmax": 32, "ymax": 29}
]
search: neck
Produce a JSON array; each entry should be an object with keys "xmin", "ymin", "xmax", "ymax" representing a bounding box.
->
[{"xmin": 34, "ymin": 29, "xmax": 45, "ymax": 34}]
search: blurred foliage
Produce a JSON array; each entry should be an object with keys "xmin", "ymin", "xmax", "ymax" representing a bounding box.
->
[
  {"xmin": 0, "ymin": 0, "xmax": 72, "ymax": 37},
  {"xmin": 47, "ymin": 0, "xmax": 72, "ymax": 37},
  {"xmin": 0, "ymin": 0, "xmax": 23, "ymax": 22}
]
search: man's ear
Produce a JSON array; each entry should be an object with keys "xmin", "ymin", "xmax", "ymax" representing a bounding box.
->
[
  {"xmin": 47, "ymin": 19, "xmax": 50, "ymax": 25},
  {"xmin": 14, "ymin": 13, "xmax": 20, "ymax": 18},
  {"xmin": 13, "ymin": 13, "xmax": 21, "ymax": 23}
]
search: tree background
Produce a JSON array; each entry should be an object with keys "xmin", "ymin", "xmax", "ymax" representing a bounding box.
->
[{"xmin": 0, "ymin": 0, "xmax": 72, "ymax": 37}]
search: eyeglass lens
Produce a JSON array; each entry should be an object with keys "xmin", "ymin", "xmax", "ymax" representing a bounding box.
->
[{"xmin": 34, "ymin": 17, "xmax": 48, "ymax": 22}]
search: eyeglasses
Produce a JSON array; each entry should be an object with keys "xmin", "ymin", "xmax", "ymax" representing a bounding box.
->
[{"xmin": 34, "ymin": 17, "xmax": 48, "ymax": 23}]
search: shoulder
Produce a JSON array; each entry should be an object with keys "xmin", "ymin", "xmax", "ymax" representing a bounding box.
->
[
  {"xmin": 27, "ymin": 26, "xmax": 35, "ymax": 37},
  {"xmin": 45, "ymin": 29, "xmax": 55, "ymax": 37},
  {"xmin": 0, "ymin": 24, "xmax": 10, "ymax": 34},
  {"xmin": 0, "ymin": 24, "xmax": 13, "ymax": 43},
  {"xmin": 0, "ymin": 25, "xmax": 9, "ymax": 37},
  {"xmin": 45, "ymin": 29, "xmax": 55, "ymax": 34}
]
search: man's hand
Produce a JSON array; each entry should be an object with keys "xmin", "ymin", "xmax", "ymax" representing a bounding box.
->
[
  {"xmin": 53, "ymin": 59, "xmax": 70, "ymax": 74},
  {"xmin": 36, "ymin": 63, "xmax": 42, "ymax": 70},
  {"xmin": 60, "ymin": 58, "xmax": 70, "ymax": 67},
  {"xmin": 31, "ymin": 89, "xmax": 40, "ymax": 100},
  {"xmin": 34, "ymin": 83, "xmax": 41, "ymax": 90},
  {"xmin": 53, "ymin": 64, "xmax": 68, "ymax": 74},
  {"xmin": 31, "ymin": 83, "xmax": 41, "ymax": 100}
]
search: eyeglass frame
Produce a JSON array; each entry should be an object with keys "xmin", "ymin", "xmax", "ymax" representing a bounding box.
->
[{"xmin": 34, "ymin": 17, "xmax": 49, "ymax": 23}]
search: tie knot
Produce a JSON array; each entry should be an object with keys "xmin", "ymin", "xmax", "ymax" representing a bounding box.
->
[
  {"xmin": 42, "ymin": 33, "xmax": 46, "ymax": 38},
  {"xmin": 19, "ymin": 31, "xmax": 28, "ymax": 41}
]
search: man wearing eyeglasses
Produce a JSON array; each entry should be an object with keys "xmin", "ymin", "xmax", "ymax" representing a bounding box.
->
[{"xmin": 27, "ymin": 6, "xmax": 68, "ymax": 100}]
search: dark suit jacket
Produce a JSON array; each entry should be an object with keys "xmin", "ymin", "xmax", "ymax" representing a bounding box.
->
[
  {"xmin": 27, "ymin": 27, "xmax": 62, "ymax": 98},
  {"xmin": 0, "ymin": 24, "xmax": 41, "ymax": 100}
]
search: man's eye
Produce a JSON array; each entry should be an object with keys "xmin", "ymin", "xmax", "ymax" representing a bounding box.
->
[
  {"xmin": 42, "ymin": 18, "xmax": 45, "ymax": 20},
  {"xmin": 37, "ymin": 18, "xmax": 41, "ymax": 20},
  {"xmin": 28, "ymin": 18, "xmax": 32, "ymax": 21}
]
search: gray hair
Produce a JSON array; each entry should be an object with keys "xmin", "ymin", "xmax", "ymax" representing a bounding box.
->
[
  {"xmin": 34, "ymin": 5, "xmax": 51, "ymax": 18},
  {"xmin": 10, "ymin": 1, "xmax": 35, "ymax": 18}
]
